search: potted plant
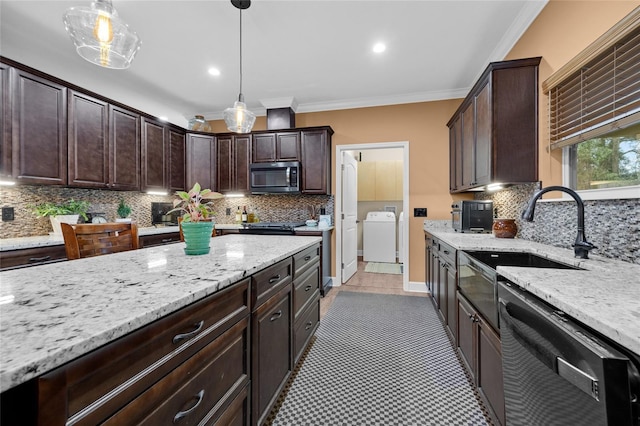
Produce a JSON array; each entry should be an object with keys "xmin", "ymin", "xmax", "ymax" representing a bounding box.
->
[
  {"xmin": 32, "ymin": 199, "xmax": 90, "ymax": 235},
  {"xmin": 169, "ymin": 182, "xmax": 223, "ymax": 255},
  {"xmin": 116, "ymin": 198, "xmax": 132, "ymax": 222}
]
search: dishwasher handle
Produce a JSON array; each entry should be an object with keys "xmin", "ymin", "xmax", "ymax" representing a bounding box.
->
[{"xmin": 499, "ymin": 299, "xmax": 601, "ymax": 400}]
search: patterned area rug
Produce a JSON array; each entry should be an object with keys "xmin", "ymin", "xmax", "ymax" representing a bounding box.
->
[
  {"xmin": 364, "ymin": 262, "xmax": 403, "ymax": 275},
  {"xmin": 270, "ymin": 292, "xmax": 490, "ymax": 426}
]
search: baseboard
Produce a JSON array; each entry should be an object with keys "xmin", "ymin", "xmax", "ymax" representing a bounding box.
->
[{"xmin": 407, "ymin": 281, "xmax": 429, "ymax": 293}]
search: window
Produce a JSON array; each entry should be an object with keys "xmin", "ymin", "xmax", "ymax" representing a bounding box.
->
[{"xmin": 545, "ymin": 9, "xmax": 640, "ymax": 199}]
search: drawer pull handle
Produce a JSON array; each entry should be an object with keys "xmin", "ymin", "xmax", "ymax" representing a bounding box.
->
[
  {"xmin": 305, "ymin": 285, "xmax": 312, "ymax": 292},
  {"xmin": 172, "ymin": 320, "xmax": 204, "ymax": 344},
  {"xmin": 304, "ymin": 255, "xmax": 311, "ymax": 261},
  {"xmin": 269, "ymin": 274, "xmax": 281, "ymax": 284},
  {"xmin": 161, "ymin": 238, "xmax": 172, "ymax": 243},
  {"xmin": 29, "ymin": 256, "xmax": 51, "ymax": 262},
  {"xmin": 173, "ymin": 389, "xmax": 205, "ymax": 422},
  {"xmin": 270, "ymin": 310, "xmax": 283, "ymax": 321},
  {"xmin": 305, "ymin": 321, "xmax": 313, "ymax": 330}
]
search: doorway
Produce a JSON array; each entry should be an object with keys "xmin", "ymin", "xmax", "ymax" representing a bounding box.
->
[{"xmin": 335, "ymin": 141, "xmax": 412, "ymax": 292}]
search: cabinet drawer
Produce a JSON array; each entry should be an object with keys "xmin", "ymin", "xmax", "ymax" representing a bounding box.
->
[
  {"xmin": 252, "ymin": 257, "xmax": 292, "ymax": 309},
  {"xmin": 439, "ymin": 240, "xmax": 456, "ymax": 267},
  {"xmin": 139, "ymin": 232, "xmax": 181, "ymax": 248},
  {"xmin": 39, "ymin": 279, "xmax": 250, "ymax": 425},
  {"xmin": 293, "ymin": 262, "xmax": 319, "ymax": 319},
  {"xmin": 0, "ymin": 245, "xmax": 67, "ymax": 270},
  {"xmin": 105, "ymin": 317, "xmax": 250, "ymax": 425},
  {"xmin": 294, "ymin": 297, "xmax": 319, "ymax": 365},
  {"xmin": 293, "ymin": 244, "xmax": 320, "ymax": 278}
]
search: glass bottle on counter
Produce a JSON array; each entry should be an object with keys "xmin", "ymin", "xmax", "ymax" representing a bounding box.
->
[
  {"xmin": 241, "ymin": 206, "xmax": 248, "ymax": 223},
  {"xmin": 235, "ymin": 207, "xmax": 242, "ymax": 224}
]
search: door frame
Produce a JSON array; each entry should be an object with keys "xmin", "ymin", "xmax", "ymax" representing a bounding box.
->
[{"xmin": 335, "ymin": 141, "xmax": 411, "ymax": 292}]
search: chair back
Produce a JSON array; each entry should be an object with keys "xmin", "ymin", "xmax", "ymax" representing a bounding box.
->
[{"xmin": 61, "ymin": 222, "xmax": 139, "ymax": 260}]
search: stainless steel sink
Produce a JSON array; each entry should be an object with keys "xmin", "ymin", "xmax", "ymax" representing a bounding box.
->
[{"xmin": 464, "ymin": 251, "xmax": 582, "ymax": 270}]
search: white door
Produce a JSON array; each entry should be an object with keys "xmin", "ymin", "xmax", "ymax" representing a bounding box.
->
[{"xmin": 341, "ymin": 152, "xmax": 358, "ymax": 283}]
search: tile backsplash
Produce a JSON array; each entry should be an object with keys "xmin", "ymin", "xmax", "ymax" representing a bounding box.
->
[
  {"xmin": 0, "ymin": 185, "xmax": 334, "ymax": 238},
  {"xmin": 476, "ymin": 183, "xmax": 639, "ymax": 264}
]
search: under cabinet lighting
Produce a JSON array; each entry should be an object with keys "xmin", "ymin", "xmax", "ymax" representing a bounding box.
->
[
  {"xmin": 0, "ymin": 180, "xmax": 16, "ymax": 186},
  {"xmin": 487, "ymin": 183, "xmax": 504, "ymax": 191},
  {"xmin": 225, "ymin": 193, "xmax": 245, "ymax": 198},
  {"xmin": 146, "ymin": 190, "xmax": 168, "ymax": 196}
]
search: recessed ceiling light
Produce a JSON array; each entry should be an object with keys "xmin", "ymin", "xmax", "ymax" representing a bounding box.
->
[
  {"xmin": 373, "ymin": 43, "xmax": 386, "ymax": 53},
  {"xmin": 208, "ymin": 67, "xmax": 221, "ymax": 76}
]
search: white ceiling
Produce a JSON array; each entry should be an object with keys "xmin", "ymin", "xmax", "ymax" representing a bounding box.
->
[{"xmin": 0, "ymin": 0, "xmax": 547, "ymax": 128}]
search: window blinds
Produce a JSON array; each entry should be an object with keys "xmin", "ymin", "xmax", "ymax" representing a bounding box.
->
[{"xmin": 546, "ymin": 9, "xmax": 640, "ymax": 150}]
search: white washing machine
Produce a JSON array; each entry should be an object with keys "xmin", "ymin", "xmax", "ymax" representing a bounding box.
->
[{"xmin": 363, "ymin": 211, "xmax": 396, "ymax": 263}]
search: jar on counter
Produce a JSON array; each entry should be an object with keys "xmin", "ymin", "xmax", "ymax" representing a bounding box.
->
[{"xmin": 493, "ymin": 218, "xmax": 518, "ymax": 238}]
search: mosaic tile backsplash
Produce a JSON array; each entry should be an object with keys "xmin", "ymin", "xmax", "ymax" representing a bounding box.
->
[
  {"xmin": 0, "ymin": 185, "xmax": 334, "ymax": 238},
  {"xmin": 476, "ymin": 183, "xmax": 639, "ymax": 264}
]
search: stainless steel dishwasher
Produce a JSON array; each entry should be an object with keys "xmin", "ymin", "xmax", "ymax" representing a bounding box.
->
[{"xmin": 498, "ymin": 280, "xmax": 640, "ymax": 425}]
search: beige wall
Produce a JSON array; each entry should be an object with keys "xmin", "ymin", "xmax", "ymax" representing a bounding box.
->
[{"xmin": 211, "ymin": 1, "xmax": 639, "ymax": 284}]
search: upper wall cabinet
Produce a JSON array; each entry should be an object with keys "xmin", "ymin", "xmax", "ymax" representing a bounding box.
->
[
  {"xmin": 448, "ymin": 57, "xmax": 541, "ymax": 193},
  {"xmin": 300, "ymin": 128, "xmax": 332, "ymax": 194},
  {"xmin": 109, "ymin": 106, "xmax": 141, "ymax": 191},
  {"xmin": 10, "ymin": 68, "xmax": 68, "ymax": 185},
  {"xmin": 357, "ymin": 160, "xmax": 403, "ymax": 201},
  {"xmin": 216, "ymin": 133, "xmax": 251, "ymax": 194},
  {"xmin": 186, "ymin": 133, "xmax": 216, "ymax": 191},
  {"xmin": 252, "ymin": 131, "xmax": 300, "ymax": 163},
  {"xmin": 67, "ymin": 91, "xmax": 109, "ymax": 188},
  {"xmin": 169, "ymin": 128, "xmax": 186, "ymax": 192},
  {"xmin": 141, "ymin": 117, "xmax": 168, "ymax": 192},
  {"xmin": 0, "ymin": 63, "xmax": 11, "ymax": 178}
]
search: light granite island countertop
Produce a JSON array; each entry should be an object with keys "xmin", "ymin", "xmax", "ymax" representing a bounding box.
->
[
  {"xmin": 424, "ymin": 221, "xmax": 640, "ymax": 357},
  {"xmin": 0, "ymin": 234, "xmax": 321, "ymax": 392}
]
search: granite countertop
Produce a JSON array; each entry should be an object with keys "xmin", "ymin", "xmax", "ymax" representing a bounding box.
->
[
  {"xmin": 0, "ymin": 234, "xmax": 321, "ymax": 392},
  {"xmin": 423, "ymin": 220, "xmax": 640, "ymax": 357}
]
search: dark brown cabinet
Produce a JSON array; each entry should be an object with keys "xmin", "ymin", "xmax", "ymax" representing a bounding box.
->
[
  {"xmin": 217, "ymin": 133, "xmax": 251, "ymax": 194},
  {"xmin": 169, "ymin": 128, "xmax": 186, "ymax": 191},
  {"xmin": 251, "ymin": 258, "xmax": 293, "ymax": 426},
  {"xmin": 67, "ymin": 91, "xmax": 109, "ymax": 188},
  {"xmin": 251, "ymin": 131, "xmax": 299, "ymax": 163},
  {"xmin": 109, "ymin": 105, "xmax": 140, "ymax": 190},
  {"xmin": 300, "ymin": 128, "xmax": 332, "ymax": 194},
  {"xmin": 1, "ymin": 63, "xmax": 12, "ymax": 178},
  {"xmin": 448, "ymin": 57, "xmax": 541, "ymax": 192},
  {"xmin": 11, "ymin": 67, "xmax": 67, "ymax": 185},
  {"xmin": 139, "ymin": 232, "xmax": 181, "ymax": 248},
  {"xmin": 141, "ymin": 117, "xmax": 168, "ymax": 192},
  {"xmin": 436, "ymin": 240, "xmax": 457, "ymax": 341},
  {"xmin": 186, "ymin": 133, "xmax": 216, "ymax": 191},
  {"xmin": 292, "ymin": 244, "xmax": 320, "ymax": 364},
  {"xmin": 457, "ymin": 292, "xmax": 505, "ymax": 426},
  {"xmin": 0, "ymin": 245, "xmax": 68, "ymax": 270}
]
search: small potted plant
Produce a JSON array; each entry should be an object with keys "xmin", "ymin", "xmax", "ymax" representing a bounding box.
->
[
  {"xmin": 116, "ymin": 198, "xmax": 132, "ymax": 222},
  {"xmin": 169, "ymin": 182, "xmax": 223, "ymax": 255},
  {"xmin": 32, "ymin": 199, "xmax": 90, "ymax": 235}
]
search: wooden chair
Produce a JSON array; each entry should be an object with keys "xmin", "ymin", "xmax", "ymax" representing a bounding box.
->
[{"xmin": 61, "ymin": 222, "xmax": 139, "ymax": 260}]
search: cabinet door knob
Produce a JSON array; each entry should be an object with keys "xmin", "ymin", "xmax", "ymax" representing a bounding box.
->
[
  {"xmin": 172, "ymin": 320, "xmax": 204, "ymax": 344},
  {"xmin": 305, "ymin": 321, "xmax": 313, "ymax": 330},
  {"xmin": 173, "ymin": 389, "xmax": 205, "ymax": 422},
  {"xmin": 270, "ymin": 310, "xmax": 283, "ymax": 321}
]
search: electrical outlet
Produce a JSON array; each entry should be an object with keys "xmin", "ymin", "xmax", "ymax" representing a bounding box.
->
[
  {"xmin": 414, "ymin": 208, "xmax": 427, "ymax": 217},
  {"xmin": 2, "ymin": 207, "xmax": 15, "ymax": 221},
  {"xmin": 226, "ymin": 207, "xmax": 231, "ymax": 216}
]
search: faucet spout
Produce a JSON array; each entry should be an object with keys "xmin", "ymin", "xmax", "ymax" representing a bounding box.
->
[{"xmin": 521, "ymin": 185, "xmax": 596, "ymax": 259}]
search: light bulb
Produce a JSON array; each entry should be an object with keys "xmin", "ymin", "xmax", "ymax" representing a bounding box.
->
[{"xmin": 93, "ymin": 11, "xmax": 113, "ymax": 66}]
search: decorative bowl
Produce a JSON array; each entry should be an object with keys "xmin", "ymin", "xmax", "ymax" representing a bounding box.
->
[{"xmin": 305, "ymin": 219, "xmax": 318, "ymax": 227}]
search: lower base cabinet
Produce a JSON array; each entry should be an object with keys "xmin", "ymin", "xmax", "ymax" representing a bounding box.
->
[{"xmin": 457, "ymin": 292, "xmax": 505, "ymax": 426}]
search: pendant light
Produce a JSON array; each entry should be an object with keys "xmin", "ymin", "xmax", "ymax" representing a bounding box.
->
[
  {"xmin": 223, "ymin": 0, "xmax": 256, "ymax": 134},
  {"xmin": 63, "ymin": 0, "xmax": 141, "ymax": 69}
]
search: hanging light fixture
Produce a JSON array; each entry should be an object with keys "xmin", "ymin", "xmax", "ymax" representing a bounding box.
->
[
  {"xmin": 63, "ymin": 0, "xmax": 141, "ymax": 69},
  {"xmin": 224, "ymin": 0, "xmax": 256, "ymax": 134}
]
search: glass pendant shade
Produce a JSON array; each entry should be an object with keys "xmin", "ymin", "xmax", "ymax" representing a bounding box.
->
[
  {"xmin": 224, "ymin": 100, "xmax": 256, "ymax": 134},
  {"xmin": 188, "ymin": 115, "xmax": 212, "ymax": 132},
  {"xmin": 63, "ymin": 0, "xmax": 141, "ymax": 69}
]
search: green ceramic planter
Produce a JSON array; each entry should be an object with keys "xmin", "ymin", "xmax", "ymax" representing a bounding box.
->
[{"xmin": 181, "ymin": 221, "xmax": 214, "ymax": 255}]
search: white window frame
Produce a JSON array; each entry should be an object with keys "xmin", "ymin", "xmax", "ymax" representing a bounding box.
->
[{"xmin": 561, "ymin": 147, "xmax": 640, "ymax": 201}]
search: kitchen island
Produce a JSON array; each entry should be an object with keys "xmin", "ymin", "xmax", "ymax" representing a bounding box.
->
[{"xmin": 0, "ymin": 234, "xmax": 322, "ymax": 425}]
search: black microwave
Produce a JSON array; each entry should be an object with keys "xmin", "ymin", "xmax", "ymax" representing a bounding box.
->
[{"xmin": 249, "ymin": 161, "xmax": 300, "ymax": 194}]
